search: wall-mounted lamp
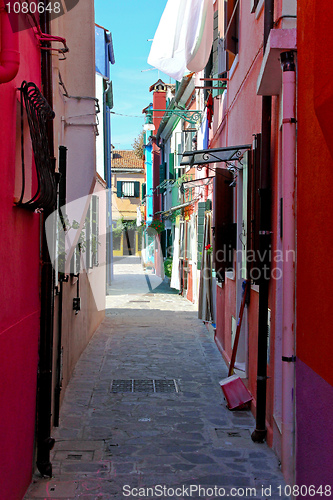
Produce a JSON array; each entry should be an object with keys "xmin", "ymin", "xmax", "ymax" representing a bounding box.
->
[{"xmin": 144, "ymin": 122, "xmax": 155, "ymax": 131}]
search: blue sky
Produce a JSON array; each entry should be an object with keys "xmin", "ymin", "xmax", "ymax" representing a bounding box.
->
[{"xmin": 94, "ymin": 0, "xmax": 170, "ymax": 150}]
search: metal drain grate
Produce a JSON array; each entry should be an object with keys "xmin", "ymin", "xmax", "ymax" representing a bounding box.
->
[
  {"xmin": 111, "ymin": 380, "xmax": 133, "ymax": 392},
  {"xmin": 154, "ymin": 379, "xmax": 179, "ymax": 393},
  {"xmin": 134, "ymin": 379, "xmax": 154, "ymax": 392},
  {"xmin": 110, "ymin": 379, "xmax": 178, "ymax": 394}
]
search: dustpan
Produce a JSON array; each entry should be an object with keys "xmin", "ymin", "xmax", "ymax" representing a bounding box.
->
[
  {"xmin": 220, "ymin": 374, "xmax": 252, "ymax": 410},
  {"xmin": 220, "ymin": 280, "xmax": 253, "ymax": 410}
]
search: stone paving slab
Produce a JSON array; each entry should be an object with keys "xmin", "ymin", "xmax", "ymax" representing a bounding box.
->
[{"xmin": 24, "ymin": 258, "xmax": 289, "ymax": 500}]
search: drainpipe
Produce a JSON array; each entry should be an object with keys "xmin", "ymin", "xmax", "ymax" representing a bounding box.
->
[
  {"xmin": 251, "ymin": 0, "xmax": 274, "ymax": 444},
  {"xmin": 36, "ymin": 2, "xmax": 56, "ymax": 477},
  {"xmin": 280, "ymin": 50, "xmax": 296, "ymax": 485},
  {"xmin": 0, "ymin": 0, "xmax": 20, "ymax": 83}
]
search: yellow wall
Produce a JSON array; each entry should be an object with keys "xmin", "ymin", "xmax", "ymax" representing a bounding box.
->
[{"xmin": 112, "ymin": 171, "xmax": 145, "ymax": 221}]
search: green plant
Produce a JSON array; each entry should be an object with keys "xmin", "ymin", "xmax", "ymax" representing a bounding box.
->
[
  {"xmin": 147, "ymin": 219, "xmax": 165, "ymax": 235},
  {"xmin": 205, "ymin": 244, "xmax": 213, "ymax": 255},
  {"xmin": 164, "ymin": 257, "xmax": 173, "ymax": 278}
]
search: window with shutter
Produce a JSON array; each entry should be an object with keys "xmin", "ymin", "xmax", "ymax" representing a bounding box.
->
[
  {"xmin": 118, "ymin": 181, "xmax": 137, "ymax": 197},
  {"xmin": 225, "ymin": 0, "xmax": 239, "ymax": 58},
  {"xmin": 142, "ymin": 183, "xmax": 146, "ymax": 198},
  {"xmin": 213, "ymin": 170, "xmax": 235, "ymax": 281}
]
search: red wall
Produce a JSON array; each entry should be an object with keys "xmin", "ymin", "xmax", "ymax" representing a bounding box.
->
[
  {"xmin": 0, "ymin": 26, "xmax": 41, "ymax": 500},
  {"xmin": 152, "ymin": 89, "xmax": 166, "ymax": 216},
  {"xmin": 296, "ymin": 0, "xmax": 333, "ymax": 487},
  {"xmin": 297, "ymin": 0, "xmax": 333, "ymax": 385}
]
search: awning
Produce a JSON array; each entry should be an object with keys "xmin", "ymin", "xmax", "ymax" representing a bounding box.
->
[
  {"xmin": 180, "ymin": 144, "xmax": 251, "ymax": 166},
  {"xmin": 181, "ymin": 176, "xmax": 213, "ymax": 189},
  {"xmin": 159, "ymin": 198, "xmax": 200, "ymax": 216}
]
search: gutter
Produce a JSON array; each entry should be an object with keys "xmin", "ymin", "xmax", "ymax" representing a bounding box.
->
[
  {"xmin": 280, "ymin": 50, "xmax": 296, "ymax": 484},
  {"xmin": 0, "ymin": 0, "xmax": 20, "ymax": 83},
  {"xmin": 111, "ymin": 168, "xmax": 145, "ymax": 173}
]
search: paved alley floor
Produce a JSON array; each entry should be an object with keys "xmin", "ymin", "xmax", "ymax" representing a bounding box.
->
[{"xmin": 25, "ymin": 257, "xmax": 289, "ymax": 500}]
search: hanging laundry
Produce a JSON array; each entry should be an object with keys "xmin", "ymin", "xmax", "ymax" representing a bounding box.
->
[
  {"xmin": 148, "ymin": 0, "xmax": 213, "ymax": 82},
  {"xmin": 185, "ymin": 0, "xmax": 214, "ymax": 73},
  {"xmin": 207, "ymin": 93, "xmax": 214, "ymax": 129}
]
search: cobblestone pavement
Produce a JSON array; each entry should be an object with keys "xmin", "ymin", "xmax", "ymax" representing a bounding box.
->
[{"xmin": 25, "ymin": 257, "xmax": 289, "ymax": 500}]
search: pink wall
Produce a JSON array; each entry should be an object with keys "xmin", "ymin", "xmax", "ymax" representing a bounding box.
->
[
  {"xmin": 297, "ymin": 0, "xmax": 333, "ymax": 487},
  {"xmin": 0, "ymin": 24, "xmax": 41, "ymax": 500}
]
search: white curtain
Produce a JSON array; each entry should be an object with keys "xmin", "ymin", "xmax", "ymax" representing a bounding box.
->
[{"xmin": 148, "ymin": 0, "xmax": 214, "ymax": 82}]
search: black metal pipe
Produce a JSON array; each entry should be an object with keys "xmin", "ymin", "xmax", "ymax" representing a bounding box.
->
[
  {"xmin": 251, "ymin": 0, "xmax": 274, "ymax": 444},
  {"xmin": 54, "ymin": 145, "xmax": 67, "ymax": 426},
  {"xmin": 54, "ymin": 278, "xmax": 63, "ymax": 427},
  {"xmin": 36, "ymin": 4, "xmax": 56, "ymax": 476}
]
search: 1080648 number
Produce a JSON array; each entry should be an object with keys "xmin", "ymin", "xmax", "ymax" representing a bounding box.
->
[
  {"xmin": 6, "ymin": 2, "xmax": 61, "ymax": 14},
  {"xmin": 277, "ymin": 485, "xmax": 332, "ymax": 497}
]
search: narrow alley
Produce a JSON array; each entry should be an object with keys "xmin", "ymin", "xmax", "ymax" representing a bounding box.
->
[{"xmin": 25, "ymin": 258, "xmax": 289, "ymax": 500}]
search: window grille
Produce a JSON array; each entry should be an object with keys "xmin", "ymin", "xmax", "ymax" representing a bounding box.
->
[{"xmin": 16, "ymin": 81, "xmax": 56, "ymax": 211}]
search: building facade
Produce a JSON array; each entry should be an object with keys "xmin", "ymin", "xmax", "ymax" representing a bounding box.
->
[
  {"xmin": 0, "ymin": 1, "xmax": 113, "ymax": 497},
  {"xmin": 111, "ymin": 149, "xmax": 145, "ymax": 256},
  {"xmin": 0, "ymin": 6, "xmax": 43, "ymax": 498}
]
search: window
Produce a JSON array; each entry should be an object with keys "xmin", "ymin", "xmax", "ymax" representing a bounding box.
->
[
  {"xmin": 251, "ymin": 0, "xmax": 260, "ymax": 12},
  {"xmin": 122, "ymin": 181, "xmax": 134, "ymax": 197},
  {"xmin": 225, "ymin": 0, "xmax": 240, "ymax": 59},
  {"xmin": 117, "ymin": 181, "xmax": 140, "ymax": 198},
  {"xmin": 217, "ymin": 0, "xmax": 240, "ymax": 77}
]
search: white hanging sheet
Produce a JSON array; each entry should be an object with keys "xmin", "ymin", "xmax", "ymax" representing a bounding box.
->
[
  {"xmin": 171, "ymin": 223, "xmax": 181, "ymax": 290},
  {"xmin": 148, "ymin": 0, "xmax": 213, "ymax": 82}
]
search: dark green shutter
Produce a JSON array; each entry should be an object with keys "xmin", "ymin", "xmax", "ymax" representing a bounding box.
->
[
  {"xmin": 117, "ymin": 181, "xmax": 122, "ymax": 197},
  {"xmin": 169, "ymin": 153, "xmax": 174, "ymax": 180},
  {"xmin": 134, "ymin": 181, "xmax": 140, "ymax": 198},
  {"xmin": 205, "ymin": 199, "xmax": 212, "ymax": 211},
  {"xmin": 176, "ymin": 144, "xmax": 182, "ymax": 178},
  {"xmin": 141, "ymin": 183, "xmax": 146, "ymax": 198},
  {"xmin": 159, "ymin": 162, "xmax": 166, "ymax": 185},
  {"xmin": 161, "ymin": 230, "xmax": 166, "ymax": 258},
  {"xmin": 159, "ymin": 162, "xmax": 166, "ymax": 193}
]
